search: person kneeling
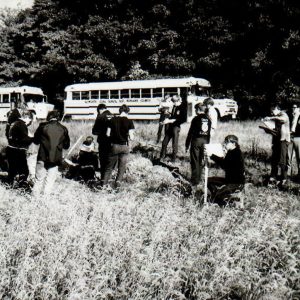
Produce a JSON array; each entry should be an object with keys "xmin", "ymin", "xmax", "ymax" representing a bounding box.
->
[
  {"xmin": 66, "ymin": 136, "xmax": 99, "ymax": 183},
  {"xmin": 206, "ymin": 135, "xmax": 245, "ymax": 206}
]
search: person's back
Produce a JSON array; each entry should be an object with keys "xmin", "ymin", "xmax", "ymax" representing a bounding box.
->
[
  {"xmin": 34, "ymin": 120, "xmax": 70, "ymax": 166},
  {"xmin": 33, "ymin": 110, "xmax": 70, "ymax": 197},
  {"xmin": 102, "ymin": 105, "xmax": 134, "ymax": 187},
  {"xmin": 109, "ymin": 115, "xmax": 133, "ymax": 145}
]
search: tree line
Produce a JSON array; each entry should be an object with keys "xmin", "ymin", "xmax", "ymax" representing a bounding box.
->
[{"xmin": 0, "ymin": 0, "xmax": 299, "ymax": 118}]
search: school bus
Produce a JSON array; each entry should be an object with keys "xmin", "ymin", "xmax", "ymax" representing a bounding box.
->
[
  {"xmin": 64, "ymin": 77, "xmax": 238, "ymax": 121},
  {"xmin": 0, "ymin": 86, "xmax": 54, "ymax": 121}
]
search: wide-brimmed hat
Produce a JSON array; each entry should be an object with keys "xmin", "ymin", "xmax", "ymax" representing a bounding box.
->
[{"xmin": 80, "ymin": 136, "xmax": 96, "ymax": 152}]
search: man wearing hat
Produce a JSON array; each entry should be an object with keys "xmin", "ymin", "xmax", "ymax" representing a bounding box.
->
[
  {"xmin": 92, "ymin": 103, "xmax": 112, "ymax": 180},
  {"xmin": 185, "ymin": 103, "xmax": 211, "ymax": 186},
  {"xmin": 33, "ymin": 110, "xmax": 70, "ymax": 197}
]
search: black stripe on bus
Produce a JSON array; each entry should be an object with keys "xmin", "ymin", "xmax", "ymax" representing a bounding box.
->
[
  {"xmin": 67, "ymin": 112, "xmax": 160, "ymax": 116},
  {"xmin": 65, "ymin": 105, "xmax": 159, "ymax": 109}
]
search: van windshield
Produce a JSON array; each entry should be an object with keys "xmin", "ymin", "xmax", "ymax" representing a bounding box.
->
[{"xmin": 23, "ymin": 94, "xmax": 45, "ymax": 103}]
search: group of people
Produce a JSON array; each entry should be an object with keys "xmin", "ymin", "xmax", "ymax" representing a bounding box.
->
[
  {"xmin": 262, "ymin": 102, "xmax": 300, "ymax": 186},
  {"xmin": 1, "ymin": 96, "xmax": 299, "ymax": 202},
  {"xmin": 5, "ymin": 107, "xmax": 70, "ymax": 197}
]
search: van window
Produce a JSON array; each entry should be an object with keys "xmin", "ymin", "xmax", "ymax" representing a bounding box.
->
[
  {"xmin": 153, "ymin": 88, "xmax": 162, "ymax": 98},
  {"xmin": 72, "ymin": 92, "xmax": 81, "ymax": 100},
  {"xmin": 110, "ymin": 90, "xmax": 119, "ymax": 99},
  {"xmin": 142, "ymin": 89, "xmax": 151, "ymax": 98},
  {"xmin": 100, "ymin": 90, "xmax": 109, "ymax": 99},
  {"xmin": 91, "ymin": 90, "xmax": 99, "ymax": 99}
]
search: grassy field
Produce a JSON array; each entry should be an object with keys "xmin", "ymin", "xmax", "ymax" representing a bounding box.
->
[{"xmin": 0, "ymin": 120, "xmax": 299, "ymax": 300}]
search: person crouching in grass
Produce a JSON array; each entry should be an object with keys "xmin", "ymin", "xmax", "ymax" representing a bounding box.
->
[
  {"xmin": 206, "ymin": 135, "xmax": 245, "ymax": 206},
  {"xmin": 66, "ymin": 136, "xmax": 99, "ymax": 184}
]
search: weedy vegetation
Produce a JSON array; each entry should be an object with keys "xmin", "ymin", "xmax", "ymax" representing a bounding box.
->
[{"xmin": 0, "ymin": 121, "xmax": 299, "ymax": 300}]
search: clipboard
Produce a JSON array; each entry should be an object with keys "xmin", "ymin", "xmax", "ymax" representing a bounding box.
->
[{"xmin": 259, "ymin": 120, "xmax": 278, "ymax": 136}]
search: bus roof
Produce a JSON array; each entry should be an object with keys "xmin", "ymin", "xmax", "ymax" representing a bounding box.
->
[
  {"xmin": 65, "ymin": 77, "xmax": 211, "ymax": 92},
  {"xmin": 0, "ymin": 85, "xmax": 44, "ymax": 95}
]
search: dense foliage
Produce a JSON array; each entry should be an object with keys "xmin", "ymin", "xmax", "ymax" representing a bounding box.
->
[{"xmin": 0, "ymin": 0, "xmax": 299, "ymax": 116}]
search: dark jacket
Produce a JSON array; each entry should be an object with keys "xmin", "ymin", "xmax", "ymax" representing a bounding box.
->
[
  {"xmin": 211, "ymin": 147, "xmax": 245, "ymax": 184},
  {"xmin": 169, "ymin": 104, "xmax": 186, "ymax": 128},
  {"xmin": 5, "ymin": 108, "xmax": 21, "ymax": 140},
  {"xmin": 34, "ymin": 120, "xmax": 70, "ymax": 166},
  {"xmin": 7, "ymin": 119, "xmax": 33, "ymax": 150},
  {"xmin": 185, "ymin": 113, "xmax": 211, "ymax": 148},
  {"xmin": 92, "ymin": 110, "xmax": 112, "ymax": 142},
  {"xmin": 78, "ymin": 151, "xmax": 98, "ymax": 169}
]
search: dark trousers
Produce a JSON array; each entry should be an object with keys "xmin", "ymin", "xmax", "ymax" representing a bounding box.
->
[
  {"xmin": 190, "ymin": 137, "xmax": 209, "ymax": 185},
  {"xmin": 157, "ymin": 114, "xmax": 167, "ymax": 143},
  {"xmin": 160, "ymin": 126, "xmax": 180, "ymax": 160},
  {"xmin": 6, "ymin": 147, "xmax": 29, "ymax": 184},
  {"xmin": 98, "ymin": 137, "xmax": 111, "ymax": 180},
  {"xmin": 208, "ymin": 177, "xmax": 244, "ymax": 206},
  {"xmin": 271, "ymin": 140, "xmax": 289, "ymax": 180},
  {"xmin": 102, "ymin": 144, "xmax": 129, "ymax": 185}
]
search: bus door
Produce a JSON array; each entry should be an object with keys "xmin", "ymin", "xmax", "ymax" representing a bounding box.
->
[{"xmin": 0, "ymin": 93, "xmax": 11, "ymax": 121}]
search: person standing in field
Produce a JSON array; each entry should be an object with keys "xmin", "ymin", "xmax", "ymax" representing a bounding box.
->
[
  {"xmin": 5, "ymin": 97, "xmax": 27, "ymax": 141},
  {"xmin": 206, "ymin": 135, "xmax": 245, "ymax": 206},
  {"xmin": 156, "ymin": 94, "xmax": 173, "ymax": 144},
  {"xmin": 92, "ymin": 103, "xmax": 112, "ymax": 180},
  {"xmin": 160, "ymin": 95, "xmax": 186, "ymax": 162},
  {"xmin": 263, "ymin": 103, "xmax": 290, "ymax": 186},
  {"xmin": 102, "ymin": 104, "xmax": 135, "ymax": 187},
  {"xmin": 185, "ymin": 103, "xmax": 211, "ymax": 186},
  {"xmin": 204, "ymin": 97, "xmax": 218, "ymax": 138},
  {"xmin": 290, "ymin": 103, "xmax": 300, "ymax": 179},
  {"xmin": 32, "ymin": 110, "xmax": 70, "ymax": 197},
  {"xmin": 6, "ymin": 110, "xmax": 33, "ymax": 186}
]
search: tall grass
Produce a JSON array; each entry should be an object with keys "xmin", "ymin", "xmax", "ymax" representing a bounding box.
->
[{"xmin": 0, "ymin": 120, "xmax": 299, "ymax": 299}]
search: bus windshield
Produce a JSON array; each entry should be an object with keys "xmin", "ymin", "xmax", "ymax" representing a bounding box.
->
[
  {"xmin": 23, "ymin": 94, "xmax": 45, "ymax": 103},
  {"xmin": 191, "ymin": 85, "xmax": 209, "ymax": 97}
]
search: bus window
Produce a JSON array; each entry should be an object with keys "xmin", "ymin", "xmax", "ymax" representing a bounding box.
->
[
  {"xmin": 121, "ymin": 89, "xmax": 130, "ymax": 99},
  {"xmin": 153, "ymin": 88, "xmax": 162, "ymax": 98},
  {"xmin": 2, "ymin": 94, "xmax": 9, "ymax": 103},
  {"xmin": 91, "ymin": 90, "xmax": 99, "ymax": 100},
  {"xmin": 131, "ymin": 89, "xmax": 140, "ymax": 98},
  {"xmin": 81, "ymin": 91, "xmax": 89, "ymax": 100},
  {"xmin": 141, "ymin": 89, "xmax": 151, "ymax": 98},
  {"xmin": 164, "ymin": 88, "xmax": 178, "ymax": 96},
  {"xmin": 100, "ymin": 90, "xmax": 109, "ymax": 99},
  {"xmin": 72, "ymin": 92, "xmax": 81, "ymax": 100},
  {"xmin": 110, "ymin": 90, "xmax": 119, "ymax": 99}
]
